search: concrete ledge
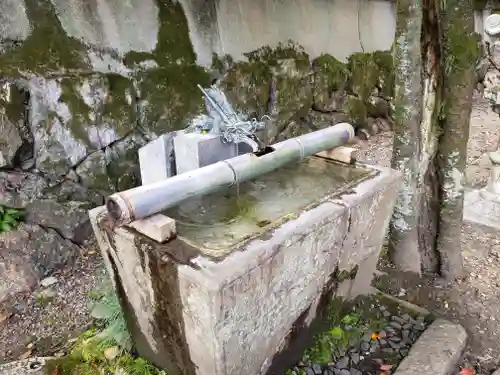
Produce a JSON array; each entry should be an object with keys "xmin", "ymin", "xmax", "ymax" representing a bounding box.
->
[
  {"xmin": 0, "ymin": 357, "xmax": 52, "ymax": 375},
  {"xmin": 394, "ymin": 319, "xmax": 467, "ymax": 375},
  {"xmin": 464, "ymin": 188, "xmax": 500, "ymax": 229}
]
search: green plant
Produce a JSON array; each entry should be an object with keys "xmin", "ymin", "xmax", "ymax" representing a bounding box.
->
[
  {"xmin": 88, "ymin": 281, "xmax": 132, "ymax": 352},
  {"xmin": 0, "ymin": 205, "xmax": 22, "ymax": 233}
]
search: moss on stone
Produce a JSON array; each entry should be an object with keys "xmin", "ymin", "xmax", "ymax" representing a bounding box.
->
[
  {"xmin": 0, "ymin": 0, "xmax": 88, "ymax": 76},
  {"xmin": 103, "ymin": 74, "xmax": 137, "ymax": 134},
  {"xmin": 313, "ymin": 54, "xmax": 350, "ymax": 92},
  {"xmin": 127, "ymin": 0, "xmax": 212, "ymax": 134}
]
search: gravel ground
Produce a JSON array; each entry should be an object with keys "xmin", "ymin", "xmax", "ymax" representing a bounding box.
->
[
  {"xmin": 0, "ymin": 241, "xmax": 106, "ymax": 364},
  {"xmin": 289, "ymin": 295, "xmax": 431, "ymax": 375}
]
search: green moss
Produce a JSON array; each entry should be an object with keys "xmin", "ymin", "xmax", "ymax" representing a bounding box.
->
[
  {"xmin": 334, "ymin": 265, "xmax": 359, "ymax": 282},
  {"xmin": 312, "ymin": 54, "xmax": 350, "ymax": 92},
  {"xmin": 126, "ymin": 0, "xmax": 211, "ymax": 134},
  {"xmin": 244, "ymin": 40, "xmax": 310, "ymax": 69},
  {"xmin": 103, "ymin": 74, "xmax": 137, "ymax": 133},
  {"xmin": 347, "ymin": 96, "xmax": 367, "ymax": 126},
  {"xmin": 0, "ymin": 0, "xmax": 88, "ymax": 76}
]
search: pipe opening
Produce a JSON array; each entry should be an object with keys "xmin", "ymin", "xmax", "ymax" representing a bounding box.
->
[
  {"xmin": 106, "ymin": 198, "xmax": 123, "ymax": 223},
  {"xmin": 254, "ymin": 146, "xmax": 275, "ymax": 157}
]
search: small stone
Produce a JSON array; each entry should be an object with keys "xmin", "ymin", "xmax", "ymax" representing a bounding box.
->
[
  {"xmin": 389, "ymin": 336, "xmax": 401, "ymax": 342},
  {"xmin": 382, "ymin": 348, "xmax": 394, "ymax": 354},
  {"xmin": 340, "ymin": 370, "xmax": 350, "ymax": 375},
  {"xmin": 350, "ymin": 353, "xmax": 360, "ymax": 364},
  {"xmin": 360, "ymin": 342, "xmax": 370, "ymax": 352},
  {"xmin": 306, "ymin": 368, "xmax": 315, "ymax": 375},
  {"xmin": 336, "ymin": 357, "xmax": 349, "ymax": 369},
  {"xmin": 402, "ymin": 323, "xmax": 411, "ymax": 330},
  {"xmin": 400, "ymin": 348, "xmax": 409, "ymax": 357},
  {"xmin": 389, "ymin": 340, "xmax": 401, "ymax": 350},
  {"xmin": 40, "ymin": 276, "xmax": 58, "ymax": 288},
  {"xmin": 362, "ymin": 333, "xmax": 372, "ymax": 342},
  {"xmin": 334, "ymin": 369, "xmax": 342, "ymax": 375},
  {"xmin": 389, "ymin": 321, "xmax": 402, "ymax": 329},
  {"xmin": 324, "ymin": 370, "xmax": 335, "ymax": 375},
  {"xmin": 379, "ymin": 339, "xmax": 387, "ymax": 346},
  {"xmin": 415, "ymin": 323, "xmax": 426, "ymax": 331},
  {"xmin": 417, "ymin": 315, "xmax": 426, "ymax": 322},
  {"xmin": 392, "ymin": 316, "xmax": 405, "ymax": 324},
  {"xmin": 402, "ymin": 330, "xmax": 410, "ymax": 341},
  {"xmin": 383, "ymin": 311, "xmax": 391, "ymax": 318},
  {"xmin": 401, "ymin": 313, "xmax": 411, "ymax": 322},
  {"xmin": 313, "ymin": 364, "xmax": 322, "ymax": 374},
  {"xmin": 370, "ymin": 345, "xmax": 378, "ymax": 354},
  {"xmin": 350, "ymin": 368, "xmax": 362, "ymax": 375}
]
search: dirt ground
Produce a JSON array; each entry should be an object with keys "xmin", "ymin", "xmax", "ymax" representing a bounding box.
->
[{"xmin": 355, "ymin": 93, "xmax": 500, "ymax": 375}]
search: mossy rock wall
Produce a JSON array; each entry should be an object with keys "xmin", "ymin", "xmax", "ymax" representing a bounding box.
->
[
  {"xmin": 0, "ymin": 0, "xmax": 395, "ymax": 210},
  {"xmin": 218, "ymin": 45, "xmax": 394, "ymax": 144}
]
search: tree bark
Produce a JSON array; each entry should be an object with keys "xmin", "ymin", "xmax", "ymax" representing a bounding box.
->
[
  {"xmin": 389, "ymin": 0, "xmax": 424, "ymax": 273},
  {"xmin": 437, "ymin": 0, "xmax": 478, "ymax": 279},
  {"xmin": 390, "ymin": 0, "xmax": 478, "ymax": 278}
]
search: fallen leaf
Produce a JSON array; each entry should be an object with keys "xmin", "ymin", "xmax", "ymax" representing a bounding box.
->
[
  {"xmin": 460, "ymin": 367, "xmax": 475, "ymax": 375},
  {"xmin": 380, "ymin": 364, "xmax": 393, "ymax": 371},
  {"xmin": 371, "ymin": 332, "xmax": 378, "ymax": 340},
  {"xmin": 377, "ymin": 331, "xmax": 387, "ymax": 339}
]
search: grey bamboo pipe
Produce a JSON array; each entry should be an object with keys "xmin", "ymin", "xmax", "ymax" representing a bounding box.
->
[{"xmin": 106, "ymin": 122, "xmax": 355, "ymax": 226}]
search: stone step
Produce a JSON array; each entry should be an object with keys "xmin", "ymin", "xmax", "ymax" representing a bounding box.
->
[{"xmin": 394, "ymin": 319, "xmax": 467, "ymax": 375}]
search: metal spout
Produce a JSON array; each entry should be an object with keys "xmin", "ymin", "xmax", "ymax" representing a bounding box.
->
[{"xmin": 106, "ymin": 122, "xmax": 355, "ymax": 226}]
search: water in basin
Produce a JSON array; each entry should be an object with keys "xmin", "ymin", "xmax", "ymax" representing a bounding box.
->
[{"xmin": 163, "ymin": 156, "xmax": 374, "ymax": 258}]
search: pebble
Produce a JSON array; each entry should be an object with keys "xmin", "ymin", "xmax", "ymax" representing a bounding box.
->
[
  {"xmin": 323, "ymin": 370, "xmax": 335, "ymax": 375},
  {"xmin": 389, "ymin": 321, "xmax": 402, "ymax": 329},
  {"xmin": 350, "ymin": 353, "xmax": 360, "ymax": 364},
  {"xmin": 379, "ymin": 339, "xmax": 387, "ymax": 346},
  {"xmin": 402, "ymin": 330, "xmax": 410, "ymax": 341},
  {"xmin": 335, "ymin": 356, "xmax": 349, "ymax": 369},
  {"xmin": 401, "ymin": 313, "xmax": 411, "ymax": 322},
  {"xmin": 400, "ymin": 348, "xmax": 409, "ymax": 357},
  {"xmin": 383, "ymin": 311, "xmax": 391, "ymax": 318},
  {"xmin": 402, "ymin": 323, "xmax": 411, "ymax": 330},
  {"xmin": 392, "ymin": 316, "xmax": 405, "ymax": 324},
  {"xmin": 306, "ymin": 368, "xmax": 315, "ymax": 375},
  {"xmin": 40, "ymin": 276, "xmax": 58, "ymax": 288},
  {"xmin": 313, "ymin": 364, "xmax": 322, "ymax": 374},
  {"xmin": 340, "ymin": 370, "xmax": 350, "ymax": 375},
  {"xmin": 360, "ymin": 342, "xmax": 370, "ymax": 352},
  {"xmin": 350, "ymin": 368, "xmax": 362, "ymax": 375},
  {"xmin": 389, "ymin": 336, "xmax": 401, "ymax": 342}
]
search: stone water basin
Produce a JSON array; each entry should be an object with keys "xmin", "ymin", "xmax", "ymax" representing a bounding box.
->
[
  {"xmin": 165, "ymin": 156, "xmax": 374, "ymax": 258},
  {"xmin": 89, "ymin": 157, "xmax": 401, "ymax": 375}
]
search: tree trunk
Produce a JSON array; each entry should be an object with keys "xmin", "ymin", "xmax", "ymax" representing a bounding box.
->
[
  {"xmin": 390, "ymin": 0, "xmax": 478, "ymax": 278},
  {"xmin": 437, "ymin": 0, "xmax": 478, "ymax": 279},
  {"xmin": 389, "ymin": 0, "xmax": 430, "ymax": 273}
]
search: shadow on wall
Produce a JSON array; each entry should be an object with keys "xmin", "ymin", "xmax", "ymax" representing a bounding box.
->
[{"xmin": 180, "ymin": 0, "xmax": 397, "ymax": 67}]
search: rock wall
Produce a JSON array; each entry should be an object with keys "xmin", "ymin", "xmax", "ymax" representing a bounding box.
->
[{"xmin": 0, "ymin": 0, "xmax": 395, "ymax": 321}]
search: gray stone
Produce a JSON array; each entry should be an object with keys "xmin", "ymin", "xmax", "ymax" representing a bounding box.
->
[
  {"xmin": 0, "ymin": 171, "xmax": 48, "ymax": 208},
  {"xmin": 313, "ymin": 364, "xmax": 322, "ymax": 374},
  {"xmin": 24, "ymin": 199, "xmax": 92, "ymax": 245},
  {"xmin": 30, "ymin": 228, "xmax": 81, "ymax": 276},
  {"xmin": 350, "ymin": 353, "xmax": 360, "ymax": 365},
  {"xmin": 0, "ymin": 110, "xmax": 23, "ymax": 168},
  {"xmin": 0, "ymin": 356, "xmax": 51, "ymax": 375},
  {"xmin": 340, "ymin": 370, "xmax": 350, "ymax": 375},
  {"xmin": 360, "ymin": 341, "xmax": 370, "ymax": 352},
  {"xmin": 394, "ymin": 319, "xmax": 467, "ymax": 375},
  {"xmin": 0, "ymin": 225, "xmax": 40, "ymax": 304},
  {"xmin": 0, "ymin": 0, "xmax": 31, "ymax": 43},
  {"xmin": 389, "ymin": 321, "xmax": 402, "ymax": 329},
  {"xmin": 350, "ymin": 368, "xmax": 362, "ymax": 375},
  {"xmin": 464, "ymin": 189, "xmax": 500, "ymax": 230},
  {"xmin": 336, "ymin": 356, "xmax": 349, "ymax": 369},
  {"xmin": 306, "ymin": 368, "xmax": 315, "ymax": 375}
]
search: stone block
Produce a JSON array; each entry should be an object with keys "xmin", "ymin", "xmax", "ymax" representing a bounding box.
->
[
  {"xmin": 89, "ymin": 161, "xmax": 401, "ymax": 375},
  {"xmin": 173, "ymin": 132, "xmax": 237, "ymax": 174},
  {"xmin": 394, "ymin": 319, "xmax": 467, "ymax": 375},
  {"xmin": 138, "ymin": 132, "xmax": 179, "ymax": 184},
  {"xmin": 464, "ymin": 188, "xmax": 500, "ymax": 229}
]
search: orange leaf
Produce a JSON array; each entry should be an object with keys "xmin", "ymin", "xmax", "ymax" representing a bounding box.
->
[
  {"xmin": 460, "ymin": 368, "xmax": 475, "ymax": 375},
  {"xmin": 380, "ymin": 364, "xmax": 393, "ymax": 371},
  {"xmin": 371, "ymin": 333, "xmax": 378, "ymax": 340}
]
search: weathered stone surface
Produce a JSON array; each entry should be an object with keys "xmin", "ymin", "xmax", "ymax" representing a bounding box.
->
[
  {"xmin": 89, "ymin": 163, "xmax": 401, "ymax": 375},
  {"xmin": 312, "ymin": 54, "xmax": 350, "ymax": 112},
  {"xmin": 221, "ymin": 43, "xmax": 313, "ymax": 143},
  {"xmin": 394, "ymin": 319, "xmax": 467, "ymax": 375},
  {"xmin": 0, "ymin": 0, "xmax": 31, "ymax": 44},
  {"xmin": 0, "ymin": 357, "xmax": 50, "ymax": 375},
  {"xmin": 0, "ymin": 113, "xmax": 23, "ymax": 168},
  {"xmin": 0, "ymin": 171, "xmax": 48, "ymax": 208},
  {"xmin": 24, "ymin": 199, "xmax": 92, "ymax": 244},
  {"xmin": 41, "ymin": 180, "xmax": 104, "ymax": 207},
  {"xmin": 464, "ymin": 189, "xmax": 500, "ymax": 229},
  {"xmin": 0, "ymin": 225, "xmax": 39, "ymax": 304},
  {"xmin": 50, "ymin": 0, "xmax": 159, "ymax": 55},
  {"xmin": 29, "ymin": 227, "xmax": 81, "ymax": 276}
]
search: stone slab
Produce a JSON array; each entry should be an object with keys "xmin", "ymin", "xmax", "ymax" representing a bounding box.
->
[
  {"xmin": 89, "ymin": 163, "xmax": 401, "ymax": 375},
  {"xmin": 138, "ymin": 132, "xmax": 178, "ymax": 184},
  {"xmin": 464, "ymin": 188, "xmax": 500, "ymax": 229},
  {"xmin": 173, "ymin": 132, "xmax": 237, "ymax": 174},
  {"xmin": 394, "ymin": 319, "xmax": 467, "ymax": 375},
  {"xmin": 0, "ymin": 357, "xmax": 51, "ymax": 375}
]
